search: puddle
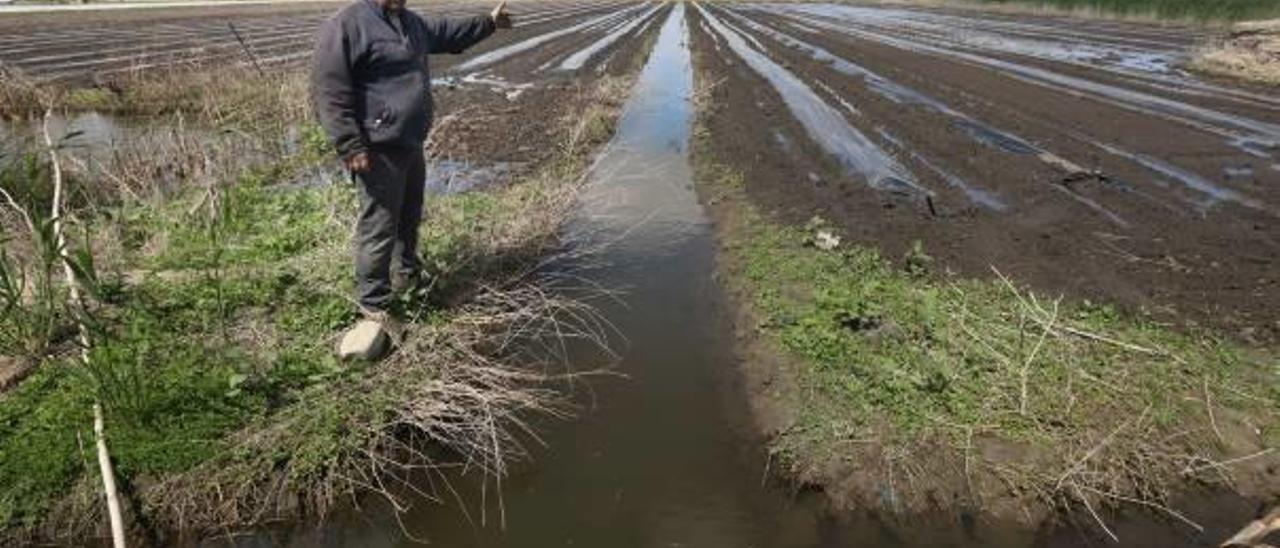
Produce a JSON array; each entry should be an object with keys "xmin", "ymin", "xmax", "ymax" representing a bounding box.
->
[
  {"xmin": 876, "ymin": 126, "xmax": 1008, "ymax": 211},
  {"xmin": 425, "ymin": 159, "xmax": 515, "ymax": 194},
  {"xmin": 953, "ymin": 119, "xmax": 1039, "ymax": 155},
  {"xmin": 698, "ymin": 4, "xmax": 924, "ymax": 196},
  {"xmin": 772, "ymin": 127, "xmax": 795, "ymax": 153},
  {"xmin": 717, "ymin": 7, "xmax": 1033, "ymax": 208},
  {"xmin": 1089, "ymin": 140, "xmax": 1265, "ymax": 212},
  {"xmin": 0, "ymin": 111, "xmax": 300, "ymax": 200},
  {"xmin": 434, "ymin": 73, "xmax": 534, "ymax": 100},
  {"xmin": 456, "ymin": 4, "xmax": 648, "ymax": 73},
  {"xmin": 1234, "ymin": 138, "xmax": 1279, "ymax": 159},
  {"xmin": 249, "ymin": 5, "xmax": 1035, "ymax": 546},
  {"xmin": 555, "ymin": 3, "xmax": 663, "ymax": 71},
  {"xmin": 768, "ymin": 4, "xmax": 1280, "ymax": 158},
  {"xmin": 1223, "ymin": 165, "xmax": 1254, "ymax": 180},
  {"xmin": 0, "ymin": 111, "xmax": 132, "ymax": 152},
  {"xmin": 711, "ymin": 5, "xmax": 1016, "ymax": 211},
  {"xmin": 757, "ymin": 1, "xmax": 1280, "ymax": 112}
]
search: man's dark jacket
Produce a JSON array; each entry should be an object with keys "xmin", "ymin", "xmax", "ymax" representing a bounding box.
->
[{"xmin": 312, "ymin": 0, "xmax": 495, "ymax": 160}]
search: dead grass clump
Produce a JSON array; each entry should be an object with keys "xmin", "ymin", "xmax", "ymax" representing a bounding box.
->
[
  {"xmin": 0, "ymin": 62, "xmax": 311, "ymax": 129},
  {"xmin": 0, "ymin": 66, "xmax": 49, "ymax": 117},
  {"xmin": 1191, "ymin": 19, "xmax": 1280, "ymax": 85},
  {"xmin": 102, "ymin": 64, "xmax": 312, "ymax": 130},
  {"xmin": 131, "ymin": 281, "xmax": 606, "ymax": 538}
]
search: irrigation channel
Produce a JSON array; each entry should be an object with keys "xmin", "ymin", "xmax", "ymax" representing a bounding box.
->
[
  {"xmin": 182, "ymin": 4, "xmax": 1204, "ymax": 547},
  {"xmin": 257, "ymin": 5, "xmax": 874, "ymax": 546},
  {"xmin": 201, "ymin": 3, "xmax": 1263, "ymax": 547},
  {"xmin": 0, "ymin": 1, "xmax": 1266, "ymax": 545}
]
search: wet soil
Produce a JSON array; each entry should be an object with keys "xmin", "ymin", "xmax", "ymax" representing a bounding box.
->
[
  {"xmin": 691, "ymin": 3, "xmax": 1280, "ymax": 344},
  {"xmin": 0, "ymin": 0, "xmax": 635, "ymax": 81},
  {"xmin": 428, "ymin": 2, "xmax": 660, "ymax": 173},
  {"xmin": 0, "ymin": 1, "xmax": 341, "ymax": 31},
  {"xmin": 688, "ymin": 8, "xmax": 1279, "ymax": 544}
]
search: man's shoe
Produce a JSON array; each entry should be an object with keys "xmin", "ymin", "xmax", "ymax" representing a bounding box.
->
[
  {"xmin": 337, "ymin": 319, "xmax": 391, "ymax": 362},
  {"xmin": 337, "ymin": 309, "xmax": 403, "ymax": 362}
]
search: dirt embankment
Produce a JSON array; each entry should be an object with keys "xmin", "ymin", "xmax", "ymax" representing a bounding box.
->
[
  {"xmin": 1193, "ymin": 20, "xmax": 1280, "ymax": 85},
  {"xmin": 691, "ymin": 3, "xmax": 1280, "ymax": 345},
  {"xmin": 688, "ymin": 2, "xmax": 1280, "ymax": 543}
]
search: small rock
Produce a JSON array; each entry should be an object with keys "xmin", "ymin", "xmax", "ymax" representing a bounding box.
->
[
  {"xmin": 338, "ymin": 320, "xmax": 392, "ymax": 362},
  {"xmin": 814, "ymin": 230, "xmax": 841, "ymax": 251}
]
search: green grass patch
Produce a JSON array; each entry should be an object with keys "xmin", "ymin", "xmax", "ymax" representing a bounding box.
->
[
  {"xmin": 0, "ymin": 177, "xmax": 351, "ymax": 529},
  {"xmin": 0, "ymin": 142, "xmax": 607, "ymax": 540},
  {"xmin": 0, "ymin": 155, "xmax": 552, "ymax": 534},
  {"xmin": 697, "ymin": 159, "xmax": 1280, "ymax": 516},
  {"xmin": 0, "ymin": 70, "xmax": 629, "ymax": 541}
]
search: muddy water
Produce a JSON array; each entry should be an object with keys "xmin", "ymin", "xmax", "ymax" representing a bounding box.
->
[
  {"xmin": 0, "ymin": 112, "xmax": 131, "ymax": 152},
  {"xmin": 259, "ymin": 5, "xmax": 924, "ymax": 546},
  {"xmin": 249, "ymin": 4, "xmax": 1038, "ymax": 547},
  {"xmin": 227, "ymin": 4, "xmax": 1256, "ymax": 548}
]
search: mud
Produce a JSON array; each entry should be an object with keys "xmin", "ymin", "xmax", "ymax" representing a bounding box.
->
[
  {"xmin": 692, "ymin": 2, "xmax": 1280, "ymax": 343},
  {"xmin": 428, "ymin": 2, "xmax": 660, "ymax": 171},
  {"xmin": 0, "ymin": 0, "xmax": 636, "ymax": 81}
]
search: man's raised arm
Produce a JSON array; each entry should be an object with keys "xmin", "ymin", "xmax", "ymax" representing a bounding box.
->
[{"xmin": 424, "ymin": 0, "xmax": 511, "ymax": 54}]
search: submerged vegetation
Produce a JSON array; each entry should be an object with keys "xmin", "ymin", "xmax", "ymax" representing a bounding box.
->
[
  {"xmin": 0, "ymin": 66, "xmax": 628, "ymax": 543},
  {"xmin": 693, "ymin": 131, "xmax": 1280, "ymax": 533}
]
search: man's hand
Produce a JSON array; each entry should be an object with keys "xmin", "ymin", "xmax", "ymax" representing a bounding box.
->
[
  {"xmin": 347, "ymin": 151, "xmax": 371, "ymax": 173},
  {"xmin": 490, "ymin": 0, "xmax": 512, "ymax": 29}
]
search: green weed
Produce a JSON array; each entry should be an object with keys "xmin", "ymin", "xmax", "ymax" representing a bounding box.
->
[
  {"xmin": 698, "ymin": 159, "xmax": 1280, "ymax": 518},
  {"xmin": 0, "ymin": 71, "xmax": 626, "ymax": 543},
  {"xmin": 0, "ymin": 153, "xmax": 70, "ymax": 357},
  {"xmin": 0, "ymin": 158, "xmax": 582, "ymax": 536}
]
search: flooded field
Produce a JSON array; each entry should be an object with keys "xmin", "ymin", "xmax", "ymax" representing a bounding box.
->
[
  {"xmin": 693, "ymin": 2, "xmax": 1280, "ymax": 342},
  {"xmin": 1, "ymin": 0, "xmax": 1278, "ymax": 546},
  {"xmin": 0, "ymin": 1, "xmax": 637, "ymax": 81}
]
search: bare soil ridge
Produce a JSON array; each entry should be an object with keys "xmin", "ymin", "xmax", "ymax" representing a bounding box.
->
[{"xmin": 689, "ymin": 0, "xmax": 1280, "ymax": 542}]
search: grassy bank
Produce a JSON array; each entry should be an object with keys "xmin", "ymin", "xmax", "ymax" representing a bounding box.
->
[
  {"xmin": 964, "ymin": 0, "xmax": 1280, "ymax": 22},
  {"xmin": 691, "ymin": 96, "xmax": 1280, "ymax": 533},
  {"xmin": 1, "ymin": 64, "xmax": 316, "ymax": 125},
  {"xmin": 0, "ymin": 69, "xmax": 629, "ymax": 543}
]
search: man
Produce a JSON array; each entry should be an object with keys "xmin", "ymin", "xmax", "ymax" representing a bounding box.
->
[{"xmin": 312, "ymin": 0, "xmax": 512, "ymax": 357}]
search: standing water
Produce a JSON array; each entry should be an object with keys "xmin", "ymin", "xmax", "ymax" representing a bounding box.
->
[
  {"xmin": 286, "ymin": 6, "xmax": 854, "ymax": 546},
  {"xmin": 248, "ymin": 4, "xmax": 1229, "ymax": 547},
  {"xmin": 276, "ymin": 6, "xmax": 847, "ymax": 545},
  {"xmin": 265, "ymin": 5, "xmax": 1011, "ymax": 547}
]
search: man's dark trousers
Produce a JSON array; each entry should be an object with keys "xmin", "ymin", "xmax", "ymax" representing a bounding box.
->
[
  {"xmin": 312, "ymin": 1, "xmax": 497, "ymax": 312},
  {"xmin": 354, "ymin": 146, "xmax": 425, "ymax": 312}
]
